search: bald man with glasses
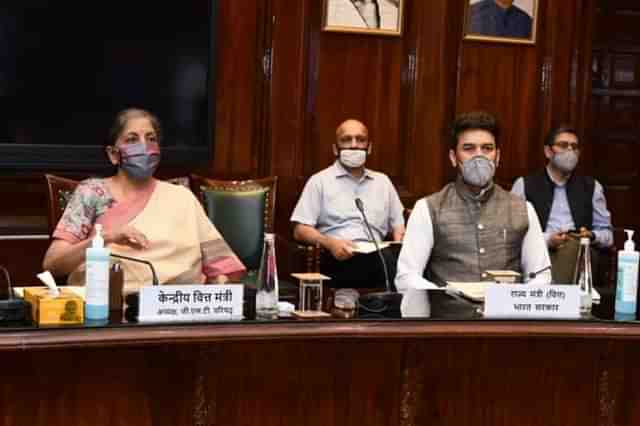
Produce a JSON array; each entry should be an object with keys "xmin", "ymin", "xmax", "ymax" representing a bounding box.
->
[{"xmin": 511, "ymin": 125, "xmax": 613, "ymax": 283}]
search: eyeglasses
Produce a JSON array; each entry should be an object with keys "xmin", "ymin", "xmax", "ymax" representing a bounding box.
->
[{"xmin": 552, "ymin": 141, "xmax": 580, "ymax": 151}]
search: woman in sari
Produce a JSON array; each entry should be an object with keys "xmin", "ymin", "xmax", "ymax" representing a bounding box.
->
[{"xmin": 42, "ymin": 108, "xmax": 246, "ymax": 292}]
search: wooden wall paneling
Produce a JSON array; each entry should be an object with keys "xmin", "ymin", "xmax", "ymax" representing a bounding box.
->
[
  {"xmin": 302, "ymin": 5, "xmax": 406, "ymax": 183},
  {"xmin": 402, "ymin": 0, "xmax": 464, "ymax": 200},
  {"xmin": 589, "ymin": 0, "xmax": 640, "ymax": 231},
  {"xmin": 268, "ymin": 0, "xmax": 311, "ymax": 239},
  {"xmin": 212, "ymin": 0, "xmax": 268, "ymax": 178},
  {"xmin": 269, "ymin": 0, "xmax": 309, "ymax": 180},
  {"xmin": 305, "ymin": 37, "xmax": 405, "ymax": 177},
  {"xmin": 541, "ymin": 0, "xmax": 596, "ymax": 176},
  {"xmin": 456, "ymin": 41, "xmax": 543, "ymax": 184}
]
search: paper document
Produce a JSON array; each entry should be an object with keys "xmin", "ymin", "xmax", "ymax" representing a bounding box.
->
[
  {"xmin": 446, "ymin": 282, "xmax": 601, "ymax": 304},
  {"xmin": 352, "ymin": 241, "xmax": 390, "ymax": 254},
  {"xmin": 447, "ymin": 282, "xmax": 488, "ymax": 302}
]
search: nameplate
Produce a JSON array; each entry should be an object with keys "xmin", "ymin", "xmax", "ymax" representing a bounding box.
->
[
  {"xmin": 484, "ymin": 284, "xmax": 580, "ymax": 319},
  {"xmin": 138, "ymin": 284, "xmax": 244, "ymax": 323}
]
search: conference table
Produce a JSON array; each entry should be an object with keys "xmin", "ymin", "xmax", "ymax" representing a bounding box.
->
[{"xmin": 1, "ymin": 290, "xmax": 639, "ymax": 426}]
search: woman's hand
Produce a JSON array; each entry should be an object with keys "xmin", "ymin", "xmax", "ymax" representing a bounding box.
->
[
  {"xmin": 206, "ymin": 274, "xmax": 229, "ymax": 284},
  {"xmin": 103, "ymin": 225, "xmax": 150, "ymax": 249}
]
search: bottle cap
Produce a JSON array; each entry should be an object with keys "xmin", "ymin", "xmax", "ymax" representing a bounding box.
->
[
  {"xmin": 93, "ymin": 224, "xmax": 105, "ymax": 248},
  {"xmin": 264, "ymin": 233, "xmax": 274, "ymax": 242},
  {"xmin": 624, "ymin": 229, "xmax": 635, "ymax": 251}
]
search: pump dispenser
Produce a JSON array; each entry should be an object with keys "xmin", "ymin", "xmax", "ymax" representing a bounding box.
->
[
  {"xmin": 85, "ymin": 224, "xmax": 111, "ymax": 320},
  {"xmin": 615, "ymin": 229, "xmax": 639, "ymax": 319}
]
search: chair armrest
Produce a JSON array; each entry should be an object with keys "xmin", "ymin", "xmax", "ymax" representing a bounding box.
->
[{"xmin": 273, "ymin": 234, "xmax": 321, "ymax": 275}]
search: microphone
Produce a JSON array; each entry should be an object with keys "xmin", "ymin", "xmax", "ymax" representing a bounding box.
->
[
  {"xmin": 0, "ymin": 265, "xmax": 27, "ymax": 322},
  {"xmin": 110, "ymin": 253, "xmax": 159, "ymax": 286},
  {"xmin": 354, "ymin": 198, "xmax": 402, "ymax": 318},
  {"xmin": 355, "ymin": 198, "xmax": 391, "ymax": 292},
  {"xmin": 110, "ymin": 253, "xmax": 158, "ymax": 322},
  {"xmin": 528, "ymin": 265, "xmax": 552, "ymax": 280}
]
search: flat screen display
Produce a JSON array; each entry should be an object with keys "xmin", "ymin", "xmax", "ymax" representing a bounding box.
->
[{"xmin": 0, "ymin": 1, "xmax": 215, "ymax": 170}]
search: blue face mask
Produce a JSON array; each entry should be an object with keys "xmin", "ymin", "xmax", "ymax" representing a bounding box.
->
[{"xmin": 118, "ymin": 141, "xmax": 161, "ymax": 180}]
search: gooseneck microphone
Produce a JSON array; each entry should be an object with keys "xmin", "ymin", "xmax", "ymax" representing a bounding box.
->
[
  {"xmin": 354, "ymin": 198, "xmax": 403, "ymax": 318},
  {"xmin": 110, "ymin": 253, "xmax": 159, "ymax": 286},
  {"xmin": 528, "ymin": 265, "xmax": 552, "ymax": 280},
  {"xmin": 111, "ymin": 253, "xmax": 158, "ymax": 322},
  {"xmin": 355, "ymin": 198, "xmax": 391, "ymax": 293}
]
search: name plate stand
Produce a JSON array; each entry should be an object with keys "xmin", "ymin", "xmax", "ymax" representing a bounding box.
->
[
  {"xmin": 138, "ymin": 284, "xmax": 244, "ymax": 323},
  {"xmin": 484, "ymin": 284, "xmax": 580, "ymax": 319}
]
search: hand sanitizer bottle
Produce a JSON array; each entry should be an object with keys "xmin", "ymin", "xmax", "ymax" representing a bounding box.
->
[
  {"xmin": 85, "ymin": 224, "xmax": 111, "ymax": 320},
  {"xmin": 615, "ymin": 229, "xmax": 639, "ymax": 320}
]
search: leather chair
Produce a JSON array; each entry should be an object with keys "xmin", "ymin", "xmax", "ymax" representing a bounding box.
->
[{"xmin": 191, "ymin": 174, "xmax": 297, "ymax": 303}]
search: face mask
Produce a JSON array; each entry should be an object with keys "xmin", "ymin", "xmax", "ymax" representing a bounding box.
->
[
  {"xmin": 118, "ymin": 141, "xmax": 161, "ymax": 180},
  {"xmin": 550, "ymin": 150, "xmax": 578, "ymax": 173},
  {"xmin": 460, "ymin": 155, "xmax": 495, "ymax": 188},
  {"xmin": 339, "ymin": 149, "xmax": 367, "ymax": 168}
]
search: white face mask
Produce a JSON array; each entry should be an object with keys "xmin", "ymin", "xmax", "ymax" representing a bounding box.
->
[
  {"xmin": 339, "ymin": 149, "xmax": 367, "ymax": 168},
  {"xmin": 460, "ymin": 155, "xmax": 496, "ymax": 188},
  {"xmin": 551, "ymin": 150, "xmax": 578, "ymax": 173}
]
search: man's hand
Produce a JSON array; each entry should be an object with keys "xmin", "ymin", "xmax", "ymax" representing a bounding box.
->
[
  {"xmin": 325, "ymin": 237, "xmax": 357, "ymax": 261},
  {"xmin": 570, "ymin": 227, "xmax": 594, "ymax": 241},
  {"xmin": 548, "ymin": 231, "xmax": 569, "ymax": 250}
]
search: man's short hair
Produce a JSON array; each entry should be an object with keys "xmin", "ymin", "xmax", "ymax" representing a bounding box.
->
[
  {"xmin": 544, "ymin": 124, "xmax": 578, "ymax": 147},
  {"xmin": 450, "ymin": 111, "xmax": 499, "ymax": 149}
]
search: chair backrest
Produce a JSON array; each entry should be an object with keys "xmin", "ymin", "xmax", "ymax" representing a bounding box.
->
[
  {"xmin": 44, "ymin": 174, "xmax": 80, "ymax": 236},
  {"xmin": 191, "ymin": 174, "xmax": 277, "ymax": 271}
]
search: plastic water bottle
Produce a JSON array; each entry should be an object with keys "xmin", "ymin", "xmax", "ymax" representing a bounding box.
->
[
  {"xmin": 255, "ymin": 233, "xmax": 278, "ymax": 319},
  {"xmin": 85, "ymin": 224, "xmax": 111, "ymax": 320}
]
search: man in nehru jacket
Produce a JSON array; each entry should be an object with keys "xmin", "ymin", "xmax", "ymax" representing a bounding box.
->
[
  {"xmin": 290, "ymin": 119, "xmax": 405, "ymax": 289},
  {"xmin": 511, "ymin": 125, "xmax": 613, "ymax": 284},
  {"xmin": 395, "ymin": 111, "xmax": 551, "ymax": 291}
]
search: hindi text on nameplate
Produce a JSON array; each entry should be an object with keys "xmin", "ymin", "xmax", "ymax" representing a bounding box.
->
[
  {"xmin": 484, "ymin": 284, "xmax": 580, "ymax": 319},
  {"xmin": 138, "ymin": 284, "xmax": 244, "ymax": 323}
]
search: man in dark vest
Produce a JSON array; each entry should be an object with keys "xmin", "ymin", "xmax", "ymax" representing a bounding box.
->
[
  {"xmin": 511, "ymin": 125, "xmax": 613, "ymax": 284},
  {"xmin": 395, "ymin": 111, "xmax": 551, "ymax": 290}
]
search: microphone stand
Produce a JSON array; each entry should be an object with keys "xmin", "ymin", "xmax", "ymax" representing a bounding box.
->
[
  {"xmin": 355, "ymin": 198, "xmax": 392, "ymax": 293},
  {"xmin": 354, "ymin": 198, "xmax": 402, "ymax": 317},
  {"xmin": 528, "ymin": 265, "xmax": 552, "ymax": 281},
  {"xmin": 110, "ymin": 253, "xmax": 159, "ymax": 286},
  {"xmin": 110, "ymin": 253, "xmax": 158, "ymax": 321}
]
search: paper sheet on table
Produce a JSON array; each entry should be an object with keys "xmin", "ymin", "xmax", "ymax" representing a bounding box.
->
[
  {"xmin": 352, "ymin": 241, "xmax": 390, "ymax": 254},
  {"xmin": 446, "ymin": 282, "xmax": 601, "ymax": 304}
]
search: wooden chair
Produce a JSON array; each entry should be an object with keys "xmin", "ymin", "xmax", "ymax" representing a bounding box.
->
[{"xmin": 44, "ymin": 174, "xmax": 80, "ymax": 236}]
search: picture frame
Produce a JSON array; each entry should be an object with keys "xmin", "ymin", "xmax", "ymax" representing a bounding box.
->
[
  {"xmin": 463, "ymin": 0, "xmax": 539, "ymax": 45},
  {"xmin": 322, "ymin": 0, "xmax": 404, "ymax": 36}
]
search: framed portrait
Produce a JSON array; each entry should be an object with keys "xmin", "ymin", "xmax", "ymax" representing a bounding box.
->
[
  {"xmin": 463, "ymin": 0, "xmax": 539, "ymax": 44},
  {"xmin": 322, "ymin": 0, "xmax": 404, "ymax": 36}
]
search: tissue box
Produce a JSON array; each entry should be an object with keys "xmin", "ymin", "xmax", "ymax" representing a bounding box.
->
[{"xmin": 23, "ymin": 287, "xmax": 84, "ymax": 325}]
